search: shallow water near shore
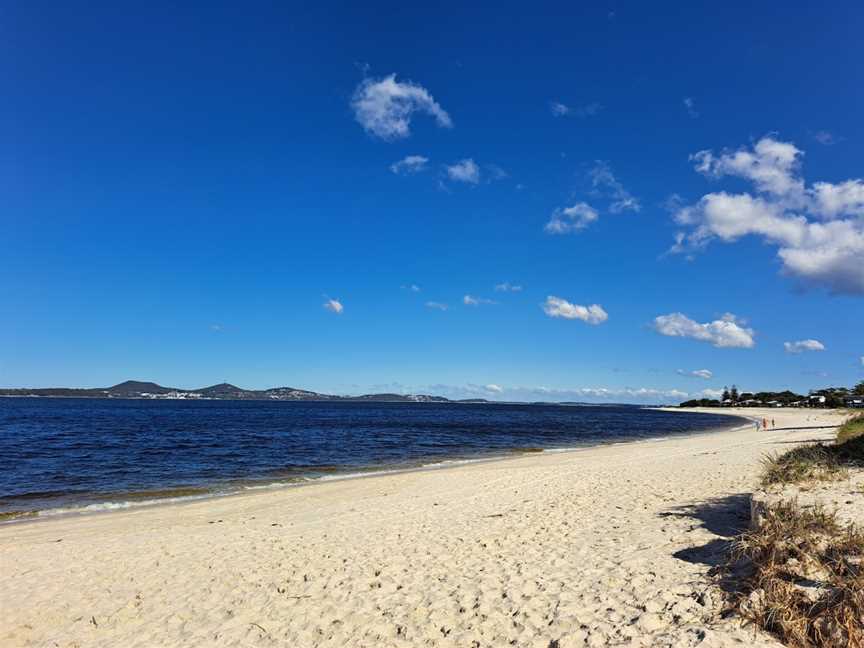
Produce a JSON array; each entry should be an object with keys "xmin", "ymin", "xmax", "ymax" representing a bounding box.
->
[{"xmin": 0, "ymin": 398, "xmax": 745, "ymax": 517}]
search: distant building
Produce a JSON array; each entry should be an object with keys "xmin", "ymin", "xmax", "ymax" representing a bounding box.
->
[
  {"xmin": 846, "ymin": 395, "xmax": 864, "ymax": 409},
  {"xmin": 739, "ymin": 399, "xmax": 762, "ymax": 407}
]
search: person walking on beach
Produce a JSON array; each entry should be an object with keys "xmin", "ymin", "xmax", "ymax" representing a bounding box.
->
[
  {"xmin": 771, "ymin": 418, "xmax": 775, "ymax": 429},
  {"xmin": 762, "ymin": 417, "xmax": 768, "ymax": 430}
]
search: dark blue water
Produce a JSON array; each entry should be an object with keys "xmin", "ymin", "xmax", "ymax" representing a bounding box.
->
[{"xmin": 0, "ymin": 398, "xmax": 746, "ymax": 516}]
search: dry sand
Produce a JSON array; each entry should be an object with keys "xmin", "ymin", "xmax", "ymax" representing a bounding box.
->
[{"xmin": 0, "ymin": 407, "xmax": 849, "ymax": 647}]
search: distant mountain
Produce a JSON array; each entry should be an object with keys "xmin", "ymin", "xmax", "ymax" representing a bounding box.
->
[
  {"xmin": 193, "ymin": 383, "xmax": 251, "ymax": 399},
  {"xmin": 109, "ymin": 380, "xmax": 176, "ymax": 396},
  {"xmin": 0, "ymin": 380, "xmax": 454, "ymax": 403}
]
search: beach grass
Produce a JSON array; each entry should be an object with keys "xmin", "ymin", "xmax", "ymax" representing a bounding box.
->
[
  {"xmin": 837, "ymin": 413, "xmax": 864, "ymax": 445},
  {"xmin": 726, "ymin": 501, "xmax": 864, "ymax": 647},
  {"xmin": 729, "ymin": 413, "xmax": 864, "ymax": 645},
  {"xmin": 761, "ymin": 413, "xmax": 864, "ymax": 487}
]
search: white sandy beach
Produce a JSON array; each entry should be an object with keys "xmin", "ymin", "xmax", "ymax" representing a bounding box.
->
[{"xmin": 0, "ymin": 408, "xmax": 849, "ymax": 647}]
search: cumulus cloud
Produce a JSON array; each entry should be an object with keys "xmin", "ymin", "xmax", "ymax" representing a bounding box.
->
[
  {"xmin": 542, "ymin": 296, "xmax": 608, "ymax": 324},
  {"xmin": 589, "ymin": 161, "xmax": 641, "ymax": 214},
  {"xmin": 494, "ymin": 282, "xmax": 523, "ymax": 292},
  {"xmin": 701, "ymin": 388, "xmax": 724, "ymax": 399},
  {"xmin": 403, "ymin": 284, "xmax": 421, "ymax": 292},
  {"xmin": 323, "ymin": 298, "xmax": 344, "ymax": 314},
  {"xmin": 390, "ymin": 155, "xmax": 429, "ymax": 174},
  {"xmin": 351, "ymin": 74, "xmax": 452, "ymax": 140},
  {"xmin": 691, "ymin": 137, "xmax": 804, "ymax": 197},
  {"xmin": 445, "ymin": 158, "xmax": 481, "ymax": 184},
  {"xmin": 545, "ymin": 202, "xmax": 599, "ymax": 233},
  {"xmin": 784, "ymin": 339, "xmax": 826, "ymax": 354},
  {"xmin": 652, "ymin": 312, "xmax": 755, "ymax": 348},
  {"xmin": 463, "ymin": 295, "xmax": 496, "ymax": 306},
  {"xmin": 484, "ymin": 384, "xmax": 503, "ymax": 393},
  {"xmin": 677, "ymin": 369, "xmax": 713, "ymax": 379},
  {"xmin": 425, "ymin": 301, "xmax": 448, "ymax": 311},
  {"xmin": 671, "ymin": 137, "xmax": 864, "ymax": 294},
  {"xmin": 683, "ymin": 97, "xmax": 698, "ymax": 118}
]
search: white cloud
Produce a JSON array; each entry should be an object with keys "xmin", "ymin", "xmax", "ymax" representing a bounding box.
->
[
  {"xmin": 323, "ymin": 298, "xmax": 344, "ymax": 314},
  {"xmin": 590, "ymin": 161, "xmax": 641, "ymax": 214},
  {"xmin": 550, "ymin": 101, "xmax": 570, "ymax": 116},
  {"xmin": 445, "ymin": 158, "xmax": 480, "ymax": 184},
  {"xmin": 683, "ymin": 97, "xmax": 698, "ymax": 118},
  {"xmin": 351, "ymin": 74, "xmax": 452, "ymax": 140},
  {"xmin": 671, "ymin": 137, "xmax": 864, "ymax": 294},
  {"xmin": 463, "ymin": 294, "xmax": 496, "ymax": 306},
  {"xmin": 652, "ymin": 312, "xmax": 755, "ymax": 348},
  {"xmin": 677, "ymin": 369, "xmax": 713, "ymax": 379},
  {"xmin": 811, "ymin": 180, "xmax": 864, "ymax": 218},
  {"xmin": 421, "ymin": 383, "xmax": 690, "ymax": 404},
  {"xmin": 210, "ymin": 324, "xmax": 224, "ymax": 332},
  {"xmin": 545, "ymin": 164, "xmax": 638, "ymax": 234},
  {"xmin": 390, "ymin": 155, "xmax": 429, "ymax": 174},
  {"xmin": 545, "ymin": 202, "xmax": 598, "ymax": 233},
  {"xmin": 550, "ymin": 101, "xmax": 602, "ymax": 118},
  {"xmin": 588, "ymin": 160, "xmax": 642, "ymax": 214},
  {"xmin": 784, "ymin": 339, "xmax": 826, "ymax": 354},
  {"xmin": 425, "ymin": 301, "xmax": 448, "ymax": 311},
  {"xmin": 494, "ymin": 282, "xmax": 523, "ymax": 292},
  {"xmin": 406, "ymin": 284, "xmax": 421, "ymax": 292},
  {"xmin": 861, "ymin": 356, "xmax": 864, "ymax": 367},
  {"xmin": 542, "ymin": 296, "xmax": 608, "ymax": 324},
  {"xmin": 701, "ymin": 388, "xmax": 724, "ymax": 399},
  {"xmin": 691, "ymin": 137, "xmax": 804, "ymax": 197}
]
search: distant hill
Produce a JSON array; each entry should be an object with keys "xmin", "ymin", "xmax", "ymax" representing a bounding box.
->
[
  {"xmin": 0, "ymin": 380, "xmax": 455, "ymax": 403},
  {"xmin": 109, "ymin": 380, "xmax": 177, "ymax": 396}
]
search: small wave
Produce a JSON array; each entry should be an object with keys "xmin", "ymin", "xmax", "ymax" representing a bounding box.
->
[
  {"xmin": 36, "ymin": 492, "xmax": 220, "ymax": 517},
  {"xmin": 0, "ymin": 510, "xmax": 39, "ymax": 522}
]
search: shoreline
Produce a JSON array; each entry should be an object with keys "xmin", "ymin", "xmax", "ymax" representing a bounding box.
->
[
  {"xmin": 1, "ymin": 407, "xmax": 845, "ymax": 647},
  {"xmin": 0, "ymin": 410, "xmax": 752, "ymax": 526}
]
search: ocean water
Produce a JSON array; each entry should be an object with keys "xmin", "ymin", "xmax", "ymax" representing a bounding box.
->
[{"xmin": 0, "ymin": 398, "xmax": 746, "ymax": 518}]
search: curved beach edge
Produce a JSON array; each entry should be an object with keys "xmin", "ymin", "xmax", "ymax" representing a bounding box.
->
[{"xmin": 0, "ymin": 407, "xmax": 846, "ymax": 647}]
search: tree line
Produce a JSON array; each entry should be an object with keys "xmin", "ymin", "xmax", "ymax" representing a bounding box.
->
[{"xmin": 679, "ymin": 381, "xmax": 864, "ymax": 408}]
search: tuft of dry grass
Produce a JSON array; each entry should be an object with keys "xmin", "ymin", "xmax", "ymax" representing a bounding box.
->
[
  {"xmin": 837, "ymin": 413, "xmax": 864, "ymax": 445},
  {"xmin": 761, "ymin": 414, "xmax": 864, "ymax": 487},
  {"xmin": 761, "ymin": 446, "xmax": 847, "ymax": 487},
  {"xmin": 726, "ymin": 501, "xmax": 864, "ymax": 647}
]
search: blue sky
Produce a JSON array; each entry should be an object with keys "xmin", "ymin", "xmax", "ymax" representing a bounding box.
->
[{"xmin": 3, "ymin": 1, "xmax": 863, "ymax": 403}]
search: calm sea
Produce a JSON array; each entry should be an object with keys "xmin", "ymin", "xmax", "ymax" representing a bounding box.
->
[{"xmin": 0, "ymin": 398, "xmax": 746, "ymax": 518}]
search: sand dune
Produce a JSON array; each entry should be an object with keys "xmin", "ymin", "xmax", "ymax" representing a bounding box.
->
[{"xmin": 0, "ymin": 408, "xmax": 846, "ymax": 647}]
